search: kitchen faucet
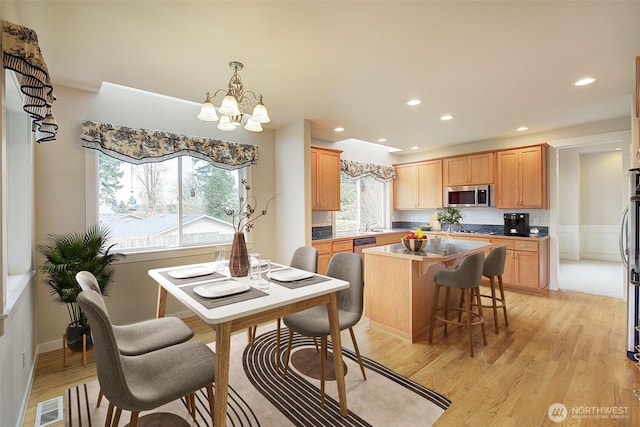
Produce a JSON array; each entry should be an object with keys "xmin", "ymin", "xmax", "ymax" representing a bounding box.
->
[{"xmin": 364, "ymin": 222, "xmax": 377, "ymax": 231}]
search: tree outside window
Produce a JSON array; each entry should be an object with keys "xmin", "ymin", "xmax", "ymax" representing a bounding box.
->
[
  {"xmin": 337, "ymin": 174, "xmax": 386, "ymax": 232},
  {"xmin": 97, "ymin": 152, "xmax": 242, "ymax": 251}
]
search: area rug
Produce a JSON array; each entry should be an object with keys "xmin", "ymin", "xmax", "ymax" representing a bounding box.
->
[{"xmin": 65, "ymin": 327, "xmax": 450, "ymax": 426}]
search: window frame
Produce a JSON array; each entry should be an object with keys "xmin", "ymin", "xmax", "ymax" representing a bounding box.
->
[
  {"xmin": 336, "ymin": 172, "xmax": 391, "ymax": 232},
  {"xmin": 87, "ymin": 151, "xmax": 250, "ymax": 262}
]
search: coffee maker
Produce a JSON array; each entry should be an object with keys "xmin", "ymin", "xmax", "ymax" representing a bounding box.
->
[{"xmin": 503, "ymin": 213, "xmax": 529, "ymax": 236}]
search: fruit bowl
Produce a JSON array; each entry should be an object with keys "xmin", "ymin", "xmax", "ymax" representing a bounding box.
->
[{"xmin": 402, "ymin": 237, "xmax": 427, "ymax": 251}]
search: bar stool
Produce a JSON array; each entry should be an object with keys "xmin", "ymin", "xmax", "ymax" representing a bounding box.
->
[
  {"xmin": 480, "ymin": 245, "xmax": 509, "ymax": 334},
  {"xmin": 429, "ymin": 251, "xmax": 487, "ymax": 357}
]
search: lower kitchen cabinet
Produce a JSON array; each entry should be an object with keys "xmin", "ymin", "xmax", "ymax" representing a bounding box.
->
[
  {"xmin": 312, "ymin": 241, "xmax": 331, "ymax": 275},
  {"xmin": 375, "ymin": 232, "xmax": 404, "ymax": 246},
  {"xmin": 490, "ymin": 237, "xmax": 549, "ymax": 294},
  {"xmin": 312, "ymin": 238, "xmax": 354, "ymax": 275}
]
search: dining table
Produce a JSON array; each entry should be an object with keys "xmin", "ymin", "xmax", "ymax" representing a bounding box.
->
[{"xmin": 148, "ymin": 260, "xmax": 351, "ymax": 426}]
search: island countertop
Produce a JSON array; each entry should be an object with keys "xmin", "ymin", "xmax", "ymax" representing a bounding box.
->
[{"xmin": 363, "ymin": 238, "xmax": 493, "ymax": 262}]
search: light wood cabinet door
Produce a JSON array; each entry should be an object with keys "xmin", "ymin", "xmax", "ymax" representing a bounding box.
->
[
  {"xmin": 495, "ymin": 145, "xmax": 547, "ymax": 209},
  {"xmin": 514, "ymin": 250, "xmax": 540, "ymax": 289},
  {"xmin": 495, "ymin": 149, "xmax": 519, "ymax": 208},
  {"xmin": 311, "ymin": 147, "xmax": 342, "ymax": 211},
  {"xmin": 519, "ymin": 146, "xmax": 545, "ymax": 208},
  {"xmin": 417, "ymin": 160, "xmax": 443, "ymax": 208},
  {"xmin": 393, "ymin": 160, "xmax": 442, "ymax": 209},
  {"xmin": 443, "ymin": 153, "xmax": 493, "ymax": 186},
  {"xmin": 312, "ymin": 241, "xmax": 332, "ymax": 275},
  {"xmin": 393, "ymin": 163, "xmax": 419, "ymax": 209},
  {"xmin": 443, "ymin": 157, "xmax": 469, "ymax": 186},
  {"xmin": 468, "ymin": 153, "xmax": 494, "ymax": 184},
  {"xmin": 375, "ymin": 232, "xmax": 404, "ymax": 246}
]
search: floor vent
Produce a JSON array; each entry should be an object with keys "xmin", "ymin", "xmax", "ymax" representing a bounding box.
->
[{"xmin": 34, "ymin": 396, "xmax": 63, "ymax": 427}]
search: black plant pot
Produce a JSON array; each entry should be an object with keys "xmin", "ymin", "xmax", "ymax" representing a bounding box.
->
[{"xmin": 66, "ymin": 322, "xmax": 94, "ymax": 353}]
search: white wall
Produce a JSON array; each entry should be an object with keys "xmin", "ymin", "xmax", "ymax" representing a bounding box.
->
[
  {"xmin": 0, "ymin": 58, "xmax": 37, "ymax": 427},
  {"xmin": 274, "ymin": 120, "xmax": 310, "ymax": 263},
  {"xmin": 34, "ymin": 82, "xmax": 276, "ymax": 352}
]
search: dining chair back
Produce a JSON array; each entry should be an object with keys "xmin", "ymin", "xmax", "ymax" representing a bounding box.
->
[
  {"xmin": 249, "ymin": 246, "xmax": 319, "ymax": 352},
  {"xmin": 75, "ymin": 271, "xmax": 195, "ymax": 411},
  {"xmin": 75, "ymin": 271, "xmax": 194, "ymax": 356},
  {"xmin": 77, "ymin": 290, "xmax": 216, "ymax": 427},
  {"xmin": 290, "ymin": 246, "xmax": 318, "ymax": 273},
  {"xmin": 282, "ymin": 252, "xmax": 366, "ymax": 406},
  {"xmin": 76, "ymin": 270, "xmax": 102, "ymax": 293}
]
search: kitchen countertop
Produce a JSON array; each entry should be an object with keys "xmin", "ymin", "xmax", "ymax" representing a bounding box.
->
[
  {"xmin": 311, "ymin": 228, "xmax": 548, "ymax": 242},
  {"xmin": 362, "ymin": 238, "xmax": 493, "ymax": 261}
]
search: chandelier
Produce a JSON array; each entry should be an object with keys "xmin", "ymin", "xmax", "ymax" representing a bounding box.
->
[{"xmin": 197, "ymin": 61, "xmax": 270, "ymax": 132}]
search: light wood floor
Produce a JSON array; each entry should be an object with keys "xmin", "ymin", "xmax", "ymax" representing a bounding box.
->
[{"xmin": 23, "ymin": 289, "xmax": 640, "ymax": 426}]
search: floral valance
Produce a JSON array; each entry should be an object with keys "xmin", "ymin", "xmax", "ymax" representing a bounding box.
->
[
  {"xmin": 340, "ymin": 159, "xmax": 396, "ymax": 182},
  {"xmin": 80, "ymin": 120, "xmax": 258, "ymax": 170},
  {"xmin": 2, "ymin": 20, "xmax": 58, "ymax": 143}
]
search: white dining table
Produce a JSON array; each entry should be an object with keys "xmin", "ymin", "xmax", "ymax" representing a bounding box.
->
[{"xmin": 148, "ymin": 262, "xmax": 350, "ymax": 426}]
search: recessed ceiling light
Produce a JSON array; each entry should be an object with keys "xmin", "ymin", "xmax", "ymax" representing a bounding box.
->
[
  {"xmin": 574, "ymin": 77, "xmax": 596, "ymax": 86},
  {"xmin": 377, "ymin": 138, "xmax": 387, "ymax": 143},
  {"xmin": 410, "ymin": 146, "xmax": 419, "ymax": 150},
  {"xmin": 334, "ymin": 127, "xmax": 345, "ymax": 132},
  {"xmin": 440, "ymin": 114, "xmax": 454, "ymax": 121},
  {"xmin": 516, "ymin": 126, "xmax": 528, "ymax": 132},
  {"xmin": 407, "ymin": 99, "xmax": 422, "ymax": 106}
]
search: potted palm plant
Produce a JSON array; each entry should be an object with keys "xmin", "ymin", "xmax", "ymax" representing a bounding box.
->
[{"xmin": 38, "ymin": 224, "xmax": 124, "ymax": 352}]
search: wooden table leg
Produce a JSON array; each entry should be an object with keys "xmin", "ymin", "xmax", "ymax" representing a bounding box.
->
[
  {"xmin": 213, "ymin": 322, "xmax": 232, "ymax": 426},
  {"xmin": 327, "ymin": 292, "xmax": 348, "ymax": 416},
  {"xmin": 156, "ymin": 286, "xmax": 167, "ymax": 318}
]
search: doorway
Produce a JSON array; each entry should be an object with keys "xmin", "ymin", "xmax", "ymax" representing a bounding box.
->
[{"xmin": 555, "ymin": 140, "xmax": 627, "ymax": 299}]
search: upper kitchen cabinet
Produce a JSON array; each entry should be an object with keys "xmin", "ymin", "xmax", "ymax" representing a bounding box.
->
[
  {"xmin": 311, "ymin": 146, "xmax": 342, "ymax": 211},
  {"xmin": 393, "ymin": 160, "xmax": 442, "ymax": 209},
  {"xmin": 495, "ymin": 144, "xmax": 548, "ymax": 209},
  {"xmin": 443, "ymin": 152, "xmax": 494, "ymax": 186}
]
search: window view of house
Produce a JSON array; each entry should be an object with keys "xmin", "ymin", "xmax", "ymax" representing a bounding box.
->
[
  {"xmin": 336, "ymin": 174, "xmax": 386, "ymax": 232},
  {"xmin": 97, "ymin": 153, "xmax": 241, "ymax": 251}
]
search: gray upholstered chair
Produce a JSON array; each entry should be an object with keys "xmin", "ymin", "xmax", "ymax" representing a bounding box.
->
[
  {"xmin": 75, "ymin": 271, "xmax": 194, "ymax": 408},
  {"xmin": 248, "ymin": 246, "xmax": 319, "ymax": 357},
  {"xmin": 428, "ymin": 251, "xmax": 487, "ymax": 357},
  {"xmin": 282, "ymin": 252, "xmax": 366, "ymax": 406},
  {"xmin": 75, "ymin": 271, "xmax": 194, "ymax": 356},
  {"xmin": 77, "ymin": 290, "xmax": 216, "ymax": 427},
  {"xmin": 480, "ymin": 245, "xmax": 509, "ymax": 333}
]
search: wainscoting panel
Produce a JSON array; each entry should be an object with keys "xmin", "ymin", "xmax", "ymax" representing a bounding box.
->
[
  {"xmin": 580, "ymin": 224, "xmax": 620, "ymax": 262},
  {"xmin": 559, "ymin": 225, "xmax": 579, "ymax": 261}
]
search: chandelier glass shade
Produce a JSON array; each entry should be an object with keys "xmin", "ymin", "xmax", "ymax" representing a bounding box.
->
[{"xmin": 197, "ymin": 61, "xmax": 270, "ymax": 132}]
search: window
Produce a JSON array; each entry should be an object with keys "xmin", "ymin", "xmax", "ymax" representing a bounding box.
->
[
  {"xmin": 97, "ymin": 152, "xmax": 243, "ymax": 252},
  {"xmin": 336, "ymin": 173, "xmax": 387, "ymax": 232}
]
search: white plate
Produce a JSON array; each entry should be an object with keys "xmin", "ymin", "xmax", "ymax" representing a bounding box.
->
[
  {"xmin": 193, "ymin": 280, "xmax": 250, "ymax": 298},
  {"xmin": 168, "ymin": 265, "xmax": 216, "ymax": 279},
  {"xmin": 267, "ymin": 269, "xmax": 314, "ymax": 282}
]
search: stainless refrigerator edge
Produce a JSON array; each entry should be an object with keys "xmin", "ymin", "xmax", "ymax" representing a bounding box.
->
[{"xmin": 621, "ymin": 168, "xmax": 640, "ymax": 360}]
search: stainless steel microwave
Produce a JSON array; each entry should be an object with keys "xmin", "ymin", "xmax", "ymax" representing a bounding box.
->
[{"xmin": 445, "ymin": 185, "xmax": 490, "ymax": 207}]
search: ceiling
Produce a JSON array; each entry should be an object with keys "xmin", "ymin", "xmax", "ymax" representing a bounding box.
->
[{"xmin": 9, "ymin": 1, "xmax": 640, "ymax": 153}]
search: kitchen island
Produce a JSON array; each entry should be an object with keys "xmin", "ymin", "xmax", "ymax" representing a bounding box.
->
[{"xmin": 362, "ymin": 238, "xmax": 493, "ymax": 343}]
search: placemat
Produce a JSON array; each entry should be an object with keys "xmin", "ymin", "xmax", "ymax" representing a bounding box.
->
[
  {"xmin": 159, "ymin": 269, "xmax": 226, "ymax": 286},
  {"xmin": 181, "ymin": 281, "xmax": 268, "ymax": 309},
  {"xmin": 268, "ymin": 270, "xmax": 331, "ymax": 289}
]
